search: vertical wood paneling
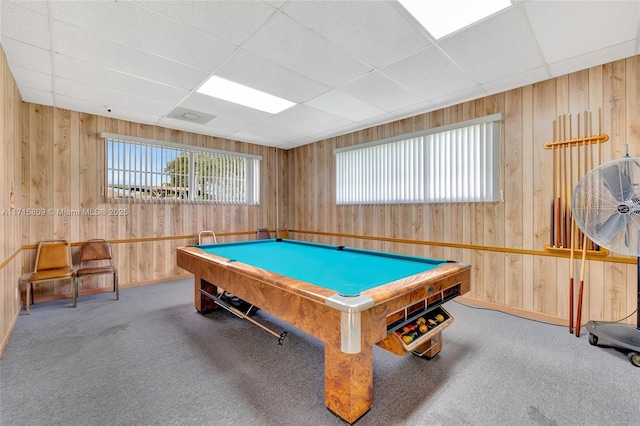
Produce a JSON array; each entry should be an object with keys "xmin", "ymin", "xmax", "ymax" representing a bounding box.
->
[
  {"xmin": 14, "ymin": 103, "xmax": 282, "ymax": 299},
  {"xmin": 504, "ymin": 89, "xmax": 523, "ymax": 308},
  {"xmin": 521, "ymin": 85, "xmax": 535, "ymax": 312},
  {"xmin": 286, "ymin": 56, "xmax": 639, "ymax": 324},
  {"xmin": 1, "ymin": 43, "xmax": 24, "ymax": 352},
  {"xmin": 531, "ymin": 79, "xmax": 558, "ymax": 314}
]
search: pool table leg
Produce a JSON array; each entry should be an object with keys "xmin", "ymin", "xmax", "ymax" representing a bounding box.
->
[
  {"xmin": 194, "ymin": 275, "xmax": 218, "ymax": 313},
  {"xmin": 324, "ymin": 343, "xmax": 373, "ymax": 424}
]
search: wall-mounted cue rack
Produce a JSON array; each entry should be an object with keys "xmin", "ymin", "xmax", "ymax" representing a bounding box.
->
[{"xmin": 543, "ymin": 109, "xmax": 609, "ymax": 257}]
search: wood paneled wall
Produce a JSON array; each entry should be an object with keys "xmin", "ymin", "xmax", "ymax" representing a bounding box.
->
[
  {"xmin": 2, "ymin": 46, "xmax": 639, "ymax": 354},
  {"xmin": 1, "ymin": 44, "xmax": 24, "ymax": 352},
  {"xmin": 18, "ymin": 105, "xmax": 288, "ymax": 296},
  {"xmin": 285, "ymin": 56, "xmax": 640, "ymax": 325}
]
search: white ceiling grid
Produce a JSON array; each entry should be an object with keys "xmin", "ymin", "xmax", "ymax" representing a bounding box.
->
[{"xmin": 1, "ymin": 0, "xmax": 639, "ymax": 149}]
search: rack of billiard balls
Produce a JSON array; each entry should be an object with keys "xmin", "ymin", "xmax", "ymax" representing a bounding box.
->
[{"xmin": 396, "ymin": 312, "xmax": 447, "ymax": 346}]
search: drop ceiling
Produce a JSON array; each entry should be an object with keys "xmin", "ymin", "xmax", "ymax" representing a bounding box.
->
[{"xmin": 1, "ymin": 0, "xmax": 639, "ymax": 150}]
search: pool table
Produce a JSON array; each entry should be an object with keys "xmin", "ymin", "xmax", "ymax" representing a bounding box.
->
[{"xmin": 177, "ymin": 239, "xmax": 470, "ymax": 424}]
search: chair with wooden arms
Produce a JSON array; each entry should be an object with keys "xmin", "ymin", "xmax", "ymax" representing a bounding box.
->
[
  {"xmin": 257, "ymin": 228, "xmax": 271, "ymax": 239},
  {"xmin": 75, "ymin": 239, "xmax": 119, "ymax": 306},
  {"xmin": 25, "ymin": 240, "xmax": 75, "ymax": 314},
  {"xmin": 198, "ymin": 230, "xmax": 217, "ymax": 245}
]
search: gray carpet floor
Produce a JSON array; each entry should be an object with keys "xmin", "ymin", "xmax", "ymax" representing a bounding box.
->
[{"xmin": 1, "ymin": 278, "xmax": 639, "ymax": 426}]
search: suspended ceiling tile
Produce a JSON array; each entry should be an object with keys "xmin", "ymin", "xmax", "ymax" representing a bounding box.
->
[
  {"xmin": 57, "ymin": 93, "xmax": 164, "ymax": 125},
  {"xmin": 427, "ymin": 85, "xmax": 487, "ymax": 110},
  {"xmin": 52, "ymin": 0, "xmax": 235, "ymax": 72},
  {"xmin": 202, "ymin": 116, "xmax": 254, "ymax": 135},
  {"xmin": 229, "ymin": 131, "xmax": 287, "ymax": 148},
  {"xmin": 214, "ymin": 48, "xmax": 330, "ymax": 104},
  {"xmin": 548, "ymin": 40, "xmax": 638, "ymax": 79},
  {"xmin": 237, "ymin": 122, "xmax": 306, "ymax": 143},
  {"xmin": 1, "ymin": 1, "xmax": 51, "ymax": 50},
  {"xmin": 9, "ymin": 66, "xmax": 52, "ymax": 93},
  {"xmin": 136, "ymin": 0, "xmax": 278, "ymax": 47},
  {"xmin": 439, "ymin": 7, "xmax": 545, "ymax": 84},
  {"xmin": 277, "ymin": 141, "xmax": 309, "ymax": 150},
  {"xmin": 1, "ymin": 38, "xmax": 52, "ymax": 75},
  {"xmin": 524, "ymin": 0, "xmax": 640, "ymax": 65},
  {"xmin": 279, "ymin": 104, "xmax": 353, "ymax": 130},
  {"xmin": 380, "ymin": 46, "xmax": 477, "ymax": 101},
  {"xmin": 259, "ymin": 115, "xmax": 326, "ymax": 137},
  {"xmin": 305, "ymin": 90, "xmax": 387, "ymax": 123},
  {"xmin": 243, "ymin": 11, "xmax": 371, "ymax": 88},
  {"xmin": 282, "ymin": 0, "xmax": 432, "ymax": 68},
  {"xmin": 337, "ymin": 71, "xmax": 426, "ymax": 113},
  {"xmin": 17, "ymin": 87, "xmax": 54, "ymax": 106},
  {"xmin": 53, "ymin": 22, "xmax": 207, "ymax": 90},
  {"xmin": 3, "ymin": 0, "xmax": 49, "ymax": 15},
  {"xmin": 54, "ymin": 77, "xmax": 175, "ymax": 116},
  {"xmin": 54, "ymin": 54, "xmax": 188, "ymax": 104},
  {"xmin": 480, "ymin": 65, "xmax": 550, "ymax": 96}
]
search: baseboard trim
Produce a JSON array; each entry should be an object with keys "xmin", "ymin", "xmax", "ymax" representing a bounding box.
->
[{"xmin": 456, "ymin": 296, "xmax": 566, "ymax": 326}]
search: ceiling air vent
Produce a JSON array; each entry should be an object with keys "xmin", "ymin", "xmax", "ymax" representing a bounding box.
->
[{"xmin": 167, "ymin": 107, "xmax": 216, "ymax": 125}]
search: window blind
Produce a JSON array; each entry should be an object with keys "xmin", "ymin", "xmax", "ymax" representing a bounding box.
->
[
  {"xmin": 335, "ymin": 114, "xmax": 502, "ymax": 204},
  {"xmin": 102, "ymin": 133, "xmax": 261, "ymax": 205}
]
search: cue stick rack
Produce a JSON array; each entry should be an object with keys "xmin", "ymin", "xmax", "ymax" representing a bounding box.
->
[{"xmin": 543, "ymin": 109, "xmax": 609, "ymax": 257}]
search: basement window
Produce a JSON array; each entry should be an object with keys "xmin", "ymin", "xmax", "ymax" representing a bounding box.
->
[
  {"xmin": 102, "ymin": 133, "xmax": 260, "ymax": 204},
  {"xmin": 335, "ymin": 114, "xmax": 502, "ymax": 204}
]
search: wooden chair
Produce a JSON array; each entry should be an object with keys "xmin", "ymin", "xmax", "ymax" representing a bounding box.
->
[
  {"xmin": 75, "ymin": 239, "xmax": 119, "ymax": 306},
  {"xmin": 25, "ymin": 240, "xmax": 75, "ymax": 314},
  {"xmin": 257, "ymin": 228, "xmax": 271, "ymax": 240},
  {"xmin": 276, "ymin": 229, "xmax": 290, "ymax": 239},
  {"xmin": 198, "ymin": 230, "xmax": 217, "ymax": 245}
]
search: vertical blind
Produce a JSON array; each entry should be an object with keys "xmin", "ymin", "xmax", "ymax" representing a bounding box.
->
[
  {"xmin": 102, "ymin": 133, "xmax": 261, "ymax": 204},
  {"xmin": 335, "ymin": 114, "xmax": 502, "ymax": 204}
]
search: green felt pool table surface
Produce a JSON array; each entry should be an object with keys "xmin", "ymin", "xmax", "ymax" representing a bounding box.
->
[{"xmin": 197, "ymin": 239, "xmax": 449, "ymax": 296}]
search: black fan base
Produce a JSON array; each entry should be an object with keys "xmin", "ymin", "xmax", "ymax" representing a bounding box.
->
[{"xmin": 586, "ymin": 321, "xmax": 640, "ymax": 367}]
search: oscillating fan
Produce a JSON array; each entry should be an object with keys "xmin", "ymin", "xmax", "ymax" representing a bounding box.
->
[{"xmin": 571, "ymin": 153, "xmax": 640, "ymax": 367}]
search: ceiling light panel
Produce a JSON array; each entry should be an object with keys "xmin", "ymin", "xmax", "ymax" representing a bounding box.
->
[
  {"xmin": 398, "ymin": 0, "xmax": 512, "ymax": 39},
  {"xmin": 197, "ymin": 75, "xmax": 296, "ymax": 114}
]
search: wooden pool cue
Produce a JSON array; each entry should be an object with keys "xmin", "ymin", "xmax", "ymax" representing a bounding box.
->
[
  {"xmin": 200, "ymin": 288, "xmax": 287, "ymax": 344},
  {"xmin": 575, "ymin": 114, "xmax": 591, "ymax": 337},
  {"xmin": 558, "ymin": 118, "xmax": 565, "ymax": 247},
  {"xmin": 569, "ymin": 219, "xmax": 576, "ymax": 333},
  {"xmin": 552, "ymin": 120, "xmax": 557, "ymax": 247},
  {"xmin": 576, "ymin": 234, "xmax": 588, "ymax": 337},
  {"xmin": 562, "ymin": 114, "xmax": 569, "ymax": 247},
  {"xmin": 567, "ymin": 115, "xmax": 576, "ymax": 333}
]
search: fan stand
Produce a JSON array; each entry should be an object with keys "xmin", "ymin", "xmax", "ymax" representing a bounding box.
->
[{"xmin": 585, "ymin": 257, "xmax": 640, "ymax": 367}]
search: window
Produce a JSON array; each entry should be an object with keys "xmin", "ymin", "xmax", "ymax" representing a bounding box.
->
[
  {"xmin": 102, "ymin": 133, "xmax": 260, "ymax": 204},
  {"xmin": 335, "ymin": 114, "xmax": 502, "ymax": 204}
]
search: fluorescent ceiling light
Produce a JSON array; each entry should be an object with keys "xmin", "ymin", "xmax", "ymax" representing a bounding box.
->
[
  {"xmin": 399, "ymin": 0, "xmax": 512, "ymax": 39},
  {"xmin": 197, "ymin": 75, "xmax": 296, "ymax": 114}
]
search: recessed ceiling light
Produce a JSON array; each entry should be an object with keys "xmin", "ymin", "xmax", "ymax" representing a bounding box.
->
[
  {"xmin": 197, "ymin": 75, "xmax": 296, "ymax": 114},
  {"xmin": 398, "ymin": 0, "xmax": 512, "ymax": 39}
]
